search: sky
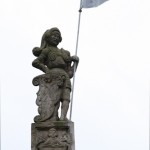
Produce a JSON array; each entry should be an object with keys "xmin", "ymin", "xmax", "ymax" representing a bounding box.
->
[{"xmin": 0, "ymin": 0, "xmax": 150, "ymax": 150}]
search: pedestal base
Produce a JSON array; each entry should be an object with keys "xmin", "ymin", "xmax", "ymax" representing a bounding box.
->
[{"xmin": 31, "ymin": 121, "xmax": 75, "ymax": 150}]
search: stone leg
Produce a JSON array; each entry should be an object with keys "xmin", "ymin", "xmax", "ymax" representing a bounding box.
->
[{"xmin": 60, "ymin": 101, "xmax": 70, "ymax": 120}]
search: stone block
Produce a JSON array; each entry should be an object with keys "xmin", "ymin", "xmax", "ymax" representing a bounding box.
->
[{"xmin": 31, "ymin": 121, "xmax": 75, "ymax": 150}]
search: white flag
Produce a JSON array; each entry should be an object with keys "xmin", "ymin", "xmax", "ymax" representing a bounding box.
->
[{"xmin": 82, "ymin": 0, "xmax": 108, "ymax": 8}]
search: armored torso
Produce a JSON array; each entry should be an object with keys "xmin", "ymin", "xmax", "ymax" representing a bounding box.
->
[{"xmin": 44, "ymin": 47, "xmax": 71, "ymax": 70}]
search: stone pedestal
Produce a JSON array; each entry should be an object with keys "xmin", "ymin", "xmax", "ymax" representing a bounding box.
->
[{"xmin": 31, "ymin": 121, "xmax": 75, "ymax": 150}]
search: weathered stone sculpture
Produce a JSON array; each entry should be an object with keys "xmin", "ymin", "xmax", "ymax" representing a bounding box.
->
[{"xmin": 31, "ymin": 27, "xmax": 79, "ymax": 150}]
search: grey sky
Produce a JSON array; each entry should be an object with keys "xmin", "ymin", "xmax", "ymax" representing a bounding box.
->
[{"xmin": 1, "ymin": 0, "xmax": 150, "ymax": 150}]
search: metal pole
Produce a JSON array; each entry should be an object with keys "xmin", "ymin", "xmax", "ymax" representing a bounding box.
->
[{"xmin": 69, "ymin": 1, "xmax": 83, "ymax": 120}]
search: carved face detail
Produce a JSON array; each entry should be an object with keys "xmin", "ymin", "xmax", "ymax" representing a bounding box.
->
[
  {"xmin": 46, "ymin": 31, "xmax": 61, "ymax": 46},
  {"xmin": 48, "ymin": 128, "xmax": 58, "ymax": 138}
]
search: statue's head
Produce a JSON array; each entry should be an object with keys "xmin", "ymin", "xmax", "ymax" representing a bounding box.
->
[
  {"xmin": 48, "ymin": 128, "xmax": 57, "ymax": 137},
  {"xmin": 33, "ymin": 27, "xmax": 62, "ymax": 56},
  {"xmin": 43, "ymin": 27, "xmax": 62, "ymax": 47}
]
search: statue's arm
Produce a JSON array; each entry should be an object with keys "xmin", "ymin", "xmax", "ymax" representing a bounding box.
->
[
  {"xmin": 32, "ymin": 49, "xmax": 49, "ymax": 73},
  {"xmin": 67, "ymin": 56, "xmax": 79, "ymax": 78}
]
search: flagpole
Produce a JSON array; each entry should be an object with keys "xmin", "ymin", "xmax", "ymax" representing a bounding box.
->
[{"xmin": 69, "ymin": 0, "xmax": 83, "ymax": 121}]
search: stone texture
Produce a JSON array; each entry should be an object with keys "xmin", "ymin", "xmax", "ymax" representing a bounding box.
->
[
  {"xmin": 31, "ymin": 28, "xmax": 79, "ymax": 150},
  {"xmin": 32, "ymin": 28, "xmax": 79, "ymax": 122},
  {"xmin": 31, "ymin": 121, "xmax": 75, "ymax": 150}
]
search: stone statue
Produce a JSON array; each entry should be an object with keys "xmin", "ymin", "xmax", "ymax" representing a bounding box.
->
[{"xmin": 32, "ymin": 27, "xmax": 79, "ymax": 122}]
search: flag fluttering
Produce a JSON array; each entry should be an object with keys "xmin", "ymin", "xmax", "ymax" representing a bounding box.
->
[{"xmin": 81, "ymin": 0, "xmax": 108, "ymax": 8}]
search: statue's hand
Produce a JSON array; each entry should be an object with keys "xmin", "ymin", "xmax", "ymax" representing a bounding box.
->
[{"xmin": 71, "ymin": 55, "xmax": 79, "ymax": 63}]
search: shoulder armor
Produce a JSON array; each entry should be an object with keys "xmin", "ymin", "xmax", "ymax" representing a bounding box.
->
[{"xmin": 61, "ymin": 48, "xmax": 70, "ymax": 56}]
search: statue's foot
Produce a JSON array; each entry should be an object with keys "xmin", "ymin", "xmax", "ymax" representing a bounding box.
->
[{"xmin": 59, "ymin": 116, "xmax": 69, "ymax": 121}]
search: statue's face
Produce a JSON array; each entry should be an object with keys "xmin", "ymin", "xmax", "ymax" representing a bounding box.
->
[
  {"xmin": 48, "ymin": 128, "xmax": 57, "ymax": 137},
  {"xmin": 47, "ymin": 31, "xmax": 61, "ymax": 46}
]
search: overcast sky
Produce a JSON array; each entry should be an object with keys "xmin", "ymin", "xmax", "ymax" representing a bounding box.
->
[{"xmin": 1, "ymin": 0, "xmax": 150, "ymax": 150}]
